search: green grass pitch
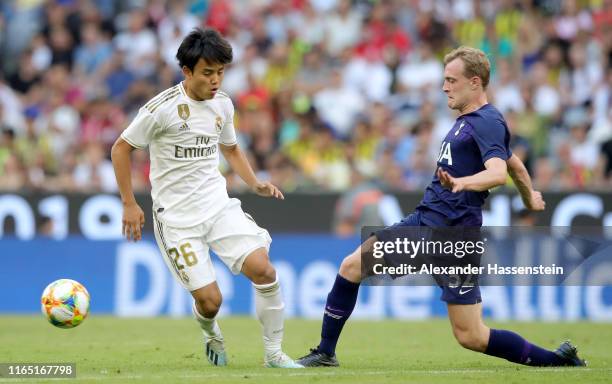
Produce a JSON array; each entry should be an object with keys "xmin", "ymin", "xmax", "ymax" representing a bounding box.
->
[{"xmin": 0, "ymin": 316, "xmax": 610, "ymax": 383}]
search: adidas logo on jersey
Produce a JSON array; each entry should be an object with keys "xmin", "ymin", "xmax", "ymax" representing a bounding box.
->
[{"xmin": 179, "ymin": 122, "xmax": 190, "ymax": 132}]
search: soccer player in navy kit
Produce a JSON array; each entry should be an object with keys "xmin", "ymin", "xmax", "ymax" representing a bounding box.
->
[{"xmin": 297, "ymin": 47, "xmax": 586, "ymax": 367}]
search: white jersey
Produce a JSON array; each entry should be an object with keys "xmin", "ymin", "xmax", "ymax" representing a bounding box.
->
[{"xmin": 121, "ymin": 82, "xmax": 237, "ymax": 228}]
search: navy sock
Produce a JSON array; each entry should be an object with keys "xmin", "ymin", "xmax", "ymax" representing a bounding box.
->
[
  {"xmin": 318, "ymin": 274, "xmax": 360, "ymax": 356},
  {"xmin": 485, "ymin": 329, "xmax": 564, "ymax": 366}
]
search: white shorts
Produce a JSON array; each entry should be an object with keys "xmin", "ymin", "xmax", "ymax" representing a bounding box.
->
[{"xmin": 152, "ymin": 198, "xmax": 272, "ymax": 291}]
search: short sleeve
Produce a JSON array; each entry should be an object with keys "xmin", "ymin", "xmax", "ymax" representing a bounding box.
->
[
  {"xmin": 120, "ymin": 107, "xmax": 160, "ymax": 149},
  {"xmin": 219, "ymin": 100, "xmax": 237, "ymax": 146},
  {"xmin": 468, "ymin": 115, "xmax": 511, "ymax": 162}
]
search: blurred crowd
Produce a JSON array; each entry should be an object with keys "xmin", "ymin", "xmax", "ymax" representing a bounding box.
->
[{"xmin": 0, "ymin": 0, "xmax": 611, "ymax": 195}]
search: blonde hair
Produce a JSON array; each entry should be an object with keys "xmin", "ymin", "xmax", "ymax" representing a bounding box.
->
[{"xmin": 443, "ymin": 46, "xmax": 490, "ymax": 89}]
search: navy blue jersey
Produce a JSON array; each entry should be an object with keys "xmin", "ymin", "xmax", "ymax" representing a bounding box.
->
[{"xmin": 416, "ymin": 104, "xmax": 512, "ymax": 227}]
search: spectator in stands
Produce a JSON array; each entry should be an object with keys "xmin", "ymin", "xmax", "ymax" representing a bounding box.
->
[
  {"xmin": 113, "ymin": 9, "xmax": 157, "ymax": 79},
  {"xmin": 313, "ymin": 68, "xmax": 365, "ymax": 139},
  {"xmin": 396, "ymin": 42, "xmax": 443, "ymax": 107},
  {"xmin": 73, "ymin": 22, "xmax": 113, "ymax": 79},
  {"xmin": 324, "ymin": 0, "xmax": 362, "ymax": 57},
  {"xmin": 73, "ymin": 142, "xmax": 117, "ymax": 193}
]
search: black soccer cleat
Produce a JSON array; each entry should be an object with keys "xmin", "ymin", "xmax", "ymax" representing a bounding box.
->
[
  {"xmin": 296, "ymin": 347, "xmax": 340, "ymax": 367},
  {"xmin": 554, "ymin": 340, "xmax": 587, "ymax": 367}
]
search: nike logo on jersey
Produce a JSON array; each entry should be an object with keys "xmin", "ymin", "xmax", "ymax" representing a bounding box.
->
[
  {"xmin": 455, "ymin": 121, "xmax": 465, "ymax": 136},
  {"xmin": 458, "ymin": 287, "xmax": 473, "ymax": 295}
]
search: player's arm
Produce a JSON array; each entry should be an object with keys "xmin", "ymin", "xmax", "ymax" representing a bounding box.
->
[
  {"xmin": 111, "ymin": 137, "xmax": 145, "ymax": 241},
  {"xmin": 219, "ymin": 143, "xmax": 284, "ymax": 199},
  {"xmin": 506, "ymin": 153, "xmax": 545, "ymax": 211},
  {"xmin": 438, "ymin": 157, "xmax": 507, "ymax": 193}
]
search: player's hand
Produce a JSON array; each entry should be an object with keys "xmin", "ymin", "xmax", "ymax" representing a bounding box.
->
[
  {"xmin": 252, "ymin": 181, "xmax": 284, "ymax": 200},
  {"xmin": 525, "ymin": 190, "xmax": 545, "ymax": 211},
  {"xmin": 122, "ymin": 201, "xmax": 145, "ymax": 241},
  {"xmin": 437, "ymin": 168, "xmax": 465, "ymax": 193}
]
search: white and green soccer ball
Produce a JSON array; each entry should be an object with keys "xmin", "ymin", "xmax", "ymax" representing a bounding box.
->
[{"xmin": 41, "ymin": 279, "xmax": 90, "ymax": 329}]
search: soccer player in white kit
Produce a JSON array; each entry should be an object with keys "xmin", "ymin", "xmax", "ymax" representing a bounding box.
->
[{"xmin": 111, "ymin": 28, "xmax": 303, "ymax": 368}]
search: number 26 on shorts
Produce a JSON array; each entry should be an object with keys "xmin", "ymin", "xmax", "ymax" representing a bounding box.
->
[{"xmin": 168, "ymin": 242, "xmax": 198, "ymax": 269}]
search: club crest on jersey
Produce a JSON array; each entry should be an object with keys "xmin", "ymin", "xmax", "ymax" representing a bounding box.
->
[
  {"xmin": 215, "ymin": 116, "xmax": 223, "ymax": 134},
  {"xmin": 177, "ymin": 104, "xmax": 190, "ymax": 120}
]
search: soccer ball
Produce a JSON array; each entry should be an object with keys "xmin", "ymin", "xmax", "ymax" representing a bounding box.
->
[{"xmin": 41, "ymin": 279, "xmax": 90, "ymax": 329}]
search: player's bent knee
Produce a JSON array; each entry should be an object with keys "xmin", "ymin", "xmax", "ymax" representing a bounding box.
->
[
  {"xmin": 246, "ymin": 258, "xmax": 277, "ymax": 285},
  {"xmin": 251, "ymin": 263, "xmax": 276, "ymax": 285},
  {"xmin": 452, "ymin": 328, "xmax": 488, "ymax": 352},
  {"xmin": 242, "ymin": 248, "xmax": 277, "ymax": 285},
  {"xmin": 192, "ymin": 286, "xmax": 223, "ymax": 318},
  {"xmin": 339, "ymin": 251, "xmax": 362, "ymax": 283},
  {"xmin": 194, "ymin": 295, "xmax": 222, "ymax": 318}
]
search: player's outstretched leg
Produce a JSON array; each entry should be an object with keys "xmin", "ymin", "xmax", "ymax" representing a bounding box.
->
[
  {"xmin": 242, "ymin": 248, "xmax": 303, "ymax": 368},
  {"xmin": 448, "ymin": 303, "xmax": 586, "ymax": 366},
  {"xmin": 192, "ymin": 283, "xmax": 227, "ymax": 366},
  {"xmin": 297, "ymin": 238, "xmax": 371, "ymax": 367}
]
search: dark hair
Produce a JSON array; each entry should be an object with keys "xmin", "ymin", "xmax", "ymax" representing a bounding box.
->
[{"xmin": 176, "ymin": 28, "xmax": 233, "ymax": 71}]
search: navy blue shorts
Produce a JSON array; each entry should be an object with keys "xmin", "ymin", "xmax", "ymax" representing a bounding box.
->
[{"xmin": 373, "ymin": 211, "xmax": 482, "ymax": 305}]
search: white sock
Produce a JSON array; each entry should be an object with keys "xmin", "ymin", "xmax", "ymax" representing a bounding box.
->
[
  {"xmin": 192, "ymin": 302, "xmax": 223, "ymax": 342},
  {"xmin": 253, "ymin": 278, "xmax": 285, "ymax": 359}
]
